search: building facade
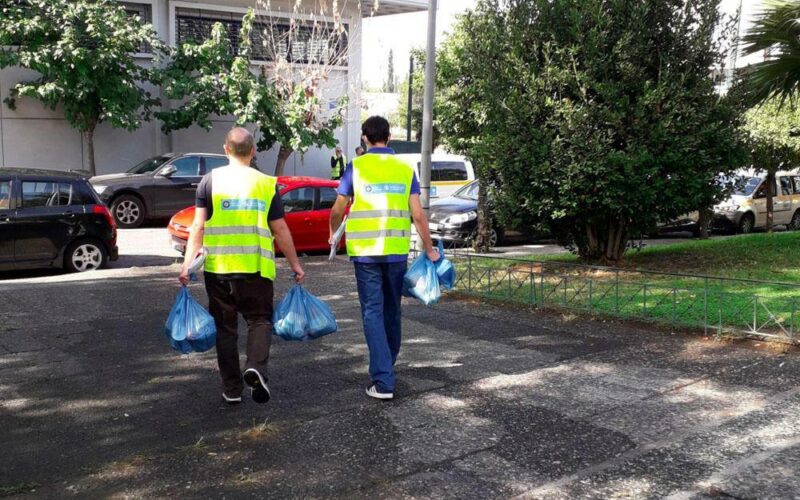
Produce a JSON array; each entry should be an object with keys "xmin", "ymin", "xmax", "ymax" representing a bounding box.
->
[{"xmin": 0, "ymin": 0, "xmax": 425, "ymax": 177}]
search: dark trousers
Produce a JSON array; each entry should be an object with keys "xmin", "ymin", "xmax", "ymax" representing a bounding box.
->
[
  {"xmin": 354, "ymin": 261, "xmax": 407, "ymax": 392},
  {"xmin": 204, "ymin": 272, "xmax": 274, "ymax": 396}
]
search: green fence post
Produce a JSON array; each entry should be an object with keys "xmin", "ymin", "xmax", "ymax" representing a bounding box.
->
[
  {"xmin": 615, "ymin": 270, "xmax": 620, "ymax": 314},
  {"xmin": 468, "ymin": 254, "xmax": 473, "ymax": 292},
  {"xmin": 791, "ymin": 297, "xmax": 796, "ymax": 341},
  {"xmin": 589, "ymin": 278, "xmax": 593, "ymax": 312},
  {"xmin": 563, "ymin": 276, "xmax": 568, "ymax": 306},
  {"xmin": 703, "ymin": 277, "xmax": 709, "ymax": 336},
  {"xmin": 529, "ymin": 263, "xmax": 535, "ymax": 307},
  {"xmin": 672, "ymin": 288, "xmax": 677, "ymax": 328},
  {"xmin": 643, "ymin": 283, "xmax": 648, "ymax": 317}
]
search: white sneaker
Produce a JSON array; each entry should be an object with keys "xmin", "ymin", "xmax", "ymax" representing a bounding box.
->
[
  {"xmin": 222, "ymin": 393, "xmax": 242, "ymax": 405},
  {"xmin": 366, "ymin": 384, "xmax": 394, "ymax": 400},
  {"xmin": 243, "ymin": 368, "xmax": 271, "ymax": 404}
]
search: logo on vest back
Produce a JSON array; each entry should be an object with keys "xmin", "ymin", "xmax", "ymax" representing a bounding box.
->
[
  {"xmin": 221, "ymin": 199, "xmax": 266, "ymax": 211},
  {"xmin": 364, "ymin": 183, "xmax": 405, "ymax": 195}
]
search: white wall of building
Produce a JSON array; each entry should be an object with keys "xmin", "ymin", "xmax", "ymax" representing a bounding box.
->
[{"xmin": 0, "ymin": 0, "xmax": 365, "ymax": 178}]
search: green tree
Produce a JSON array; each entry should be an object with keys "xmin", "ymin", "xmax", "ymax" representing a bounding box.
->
[
  {"xmin": 385, "ymin": 49, "xmax": 396, "ymax": 93},
  {"xmin": 157, "ymin": 9, "xmax": 345, "ymax": 176},
  {"xmin": 0, "ymin": 0, "xmax": 160, "ymax": 176},
  {"xmin": 741, "ymin": 99, "xmax": 800, "ymax": 231},
  {"xmin": 436, "ymin": 0, "xmax": 746, "ymax": 262},
  {"xmin": 396, "ymin": 48, "xmax": 441, "ymax": 146},
  {"xmin": 741, "ymin": 0, "xmax": 800, "ymax": 104}
]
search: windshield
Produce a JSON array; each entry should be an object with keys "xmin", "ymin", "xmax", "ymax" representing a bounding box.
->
[
  {"xmin": 127, "ymin": 155, "xmax": 171, "ymax": 174},
  {"xmin": 454, "ymin": 181, "xmax": 479, "ymax": 200},
  {"xmin": 733, "ymin": 176, "xmax": 761, "ymax": 196}
]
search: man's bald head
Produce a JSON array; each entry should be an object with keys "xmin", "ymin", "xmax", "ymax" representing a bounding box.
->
[{"xmin": 224, "ymin": 127, "xmax": 255, "ymax": 160}]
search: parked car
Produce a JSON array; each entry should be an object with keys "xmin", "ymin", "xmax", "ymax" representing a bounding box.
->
[
  {"xmin": 0, "ymin": 168, "xmax": 118, "ymax": 272},
  {"xmin": 168, "ymin": 176, "xmax": 346, "ymax": 255},
  {"xmin": 713, "ymin": 171, "xmax": 800, "ymax": 233},
  {"xmin": 395, "ymin": 153, "xmax": 476, "ymax": 200},
  {"xmin": 654, "ymin": 211, "xmax": 705, "ymax": 236},
  {"xmin": 427, "ymin": 180, "xmax": 509, "ymax": 248},
  {"xmin": 90, "ymin": 153, "xmax": 229, "ymax": 228}
]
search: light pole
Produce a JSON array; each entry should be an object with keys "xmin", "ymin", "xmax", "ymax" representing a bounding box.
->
[{"xmin": 417, "ymin": 0, "xmax": 437, "ymax": 250}]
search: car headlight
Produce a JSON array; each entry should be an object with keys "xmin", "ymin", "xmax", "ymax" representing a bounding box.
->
[
  {"xmin": 93, "ymin": 185, "xmax": 109, "ymax": 195},
  {"xmin": 715, "ymin": 204, "xmax": 739, "ymax": 215},
  {"xmin": 173, "ymin": 222, "xmax": 188, "ymax": 232},
  {"xmin": 443, "ymin": 211, "xmax": 478, "ymax": 226}
]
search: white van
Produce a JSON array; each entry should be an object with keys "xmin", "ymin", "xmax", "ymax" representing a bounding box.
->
[
  {"xmin": 714, "ymin": 170, "xmax": 800, "ymax": 233},
  {"xmin": 394, "ymin": 154, "xmax": 476, "ymax": 200}
]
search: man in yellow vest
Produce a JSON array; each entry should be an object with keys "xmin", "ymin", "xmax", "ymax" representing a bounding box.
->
[
  {"xmin": 179, "ymin": 128, "xmax": 305, "ymax": 405},
  {"xmin": 330, "ymin": 146, "xmax": 346, "ymax": 180},
  {"xmin": 329, "ymin": 116, "xmax": 439, "ymax": 400}
]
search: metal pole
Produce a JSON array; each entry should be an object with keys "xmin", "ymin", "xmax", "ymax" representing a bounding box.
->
[
  {"xmin": 417, "ymin": 0, "xmax": 437, "ymax": 251},
  {"xmin": 407, "ymin": 55, "xmax": 414, "ymax": 142}
]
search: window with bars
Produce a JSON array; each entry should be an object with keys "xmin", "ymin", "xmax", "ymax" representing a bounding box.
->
[
  {"xmin": 175, "ymin": 8, "xmax": 348, "ymax": 66},
  {"xmin": 120, "ymin": 2, "xmax": 153, "ymax": 53}
]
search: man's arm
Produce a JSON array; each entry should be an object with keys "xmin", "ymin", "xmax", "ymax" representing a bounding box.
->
[
  {"xmin": 409, "ymin": 194, "xmax": 440, "ymax": 262},
  {"xmin": 269, "ymin": 217, "xmax": 305, "ymax": 284},
  {"xmin": 179, "ymin": 207, "xmax": 207, "ymax": 285},
  {"xmin": 329, "ymin": 194, "xmax": 349, "ymax": 240}
]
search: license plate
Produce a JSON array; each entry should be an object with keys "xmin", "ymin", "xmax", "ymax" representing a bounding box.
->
[
  {"xmin": 429, "ymin": 222, "xmax": 440, "ymax": 232},
  {"xmin": 430, "ymin": 186, "xmax": 438, "ymax": 198}
]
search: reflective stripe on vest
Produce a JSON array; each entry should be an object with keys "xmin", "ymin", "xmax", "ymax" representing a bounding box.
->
[
  {"xmin": 203, "ymin": 166, "xmax": 277, "ymax": 279},
  {"xmin": 345, "ymin": 153, "xmax": 413, "ymax": 257}
]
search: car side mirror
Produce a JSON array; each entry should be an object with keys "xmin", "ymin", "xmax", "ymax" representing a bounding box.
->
[{"xmin": 159, "ymin": 165, "xmax": 177, "ymax": 177}]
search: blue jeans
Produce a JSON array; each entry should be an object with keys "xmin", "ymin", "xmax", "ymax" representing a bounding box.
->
[{"xmin": 354, "ymin": 261, "xmax": 407, "ymax": 392}]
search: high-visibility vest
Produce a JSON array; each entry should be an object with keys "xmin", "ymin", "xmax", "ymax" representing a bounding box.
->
[
  {"xmin": 331, "ymin": 155, "xmax": 346, "ymax": 179},
  {"xmin": 345, "ymin": 154, "xmax": 413, "ymax": 256},
  {"xmin": 203, "ymin": 166, "xmax": 277, "ymax": 279}
]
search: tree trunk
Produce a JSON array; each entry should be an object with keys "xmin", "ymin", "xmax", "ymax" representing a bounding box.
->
[
  {"xmin": 85, "ymin": 125, "xmax": 97, "ymax": 177},
  {"xmin": 274, "ymin": 145, "xmax": 293, "ymax": 177},
  {"xmin": 580, "ymin": 219, "xmax": 627, "ymax": 264},
  {"xmin": 766, "ymin": 170, "xmax": 775, "ymax": 233},
  {"xmin": 473, "ymin": 180, "xmax": 492, "ymax": 252},
  {"xmin": 697, "ymin": 208, "xmax": 711, "ymax": 239}
]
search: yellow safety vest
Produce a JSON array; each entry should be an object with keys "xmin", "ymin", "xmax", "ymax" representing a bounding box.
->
[
  {"xmin": 331, "ymin": 154, "xmax": 347, "ymax": 179},
  {"xmin": 204, "ymin": 166, "xmax": 277, "ymax": 279},
  {"xmin": 345, "ymin": 154, "xmax": 413, "ymax": 257}
]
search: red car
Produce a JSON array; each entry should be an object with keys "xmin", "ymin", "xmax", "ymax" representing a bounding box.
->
[{"xmin": 168, "ymin": 176, "xmax": 345, "ymax": 255}]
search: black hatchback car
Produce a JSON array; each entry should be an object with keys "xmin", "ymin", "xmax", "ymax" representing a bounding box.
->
[
  {"xmin": 90, "ymin": 153, "xmax": 228, "ymax": 228},
  {"xmin": 0, "ymin": 168, "xmax": 118, "ymax": 273}
]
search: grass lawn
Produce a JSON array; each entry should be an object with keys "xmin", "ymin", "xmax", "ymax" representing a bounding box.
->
[{"xmin": 449, "ymin": 232, "xmax": 800, "ymax": 339}]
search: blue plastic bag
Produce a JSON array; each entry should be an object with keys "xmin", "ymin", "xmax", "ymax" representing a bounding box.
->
[
  {"xmin": 403, "ymin": 253, "xmax": 442, "ymax": 306},
  {"xmin": 403, "ymin": 241, "xmax": 456, "ymax": 305},
  {"xmin": 164, "ymin": 287, "xmax": 217, "ymax": 353},
  {"xmin": 273, "ymin": 285, "xmax": 337, "ymax": 341},
  {"xmin": 434, "ymin": 240, "xmax": 456, "ymax": 290}
]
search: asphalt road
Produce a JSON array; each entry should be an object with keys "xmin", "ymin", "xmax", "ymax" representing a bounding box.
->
[{"xmin": 1, "ymin": 228, "xmax": 799, "ymax": 498}]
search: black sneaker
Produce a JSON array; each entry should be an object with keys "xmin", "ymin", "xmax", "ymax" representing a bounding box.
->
[
  {"xmin": 366, "ymin": 384, "xmax": 394, "ymax": 401},
  {"xmin": 243, "ymin": 368, "xmax": 271, "ymax": 404},
  {"xmin": 222, "ymin": 392, "xmax": 242, "ymax": 405}
]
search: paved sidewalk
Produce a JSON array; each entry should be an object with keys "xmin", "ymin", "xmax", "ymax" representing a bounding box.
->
[{"xmin": 1, "ymin": 256, "xmax": 799, "ymax": 499}]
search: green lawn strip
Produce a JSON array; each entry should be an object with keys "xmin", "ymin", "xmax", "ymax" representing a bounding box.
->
[{"xmin": 448, "ymin": 233, "xmax": 800, "ymax": 335}]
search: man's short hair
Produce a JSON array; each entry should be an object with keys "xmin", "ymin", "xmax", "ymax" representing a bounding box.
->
[
  {"xmin": 361, "ymin": 116, "xmax": 391, "ymax": 145},
  {"xmin": 225, "ymin": 127, "xmax": 254, "ymax": 158}
]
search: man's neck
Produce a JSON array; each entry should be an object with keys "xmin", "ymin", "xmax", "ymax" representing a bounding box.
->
[
  {"xmin": 368, "ymin": 143, "xmax": 388, "ymax": 150},
  {"xmin": 228, "ymin": 159, "xmax": 251, "ymax": 168}
]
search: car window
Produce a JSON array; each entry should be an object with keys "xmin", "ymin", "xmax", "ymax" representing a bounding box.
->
[
  {"xmin": 22, "ymin": 181, "xmax": 74, "ymax": 208},
  {"xmin": 734, "ymin": 176, "xmax": 761, "ymax": 196},
  {"xmin": 319, "ymin": 187, "xmax": 338, "ymax": 210},
  {"xmin": 794, "ymin": 176, "xmax": 800, "ymax": 194},
  {"xmin": 779, "ymin": 176, "xmax": 794, "ymax": 196},
  {"xmin": 454, "ymin": 181, "xmax": 479, "ymax": 200},
  {"xmin": 281, "ymin": 187, "xmax": 315, "ymax": 213},
  {"xmin": 127, "ymin": 155, "xmax": 171, "ymax": 174},
  {"xmin": 169, "ymin": 156, "xmax": 200, "ymax": 177},
  {"xmin": 432, "ymin": 161, "xmax": 468, "ymax": 182},
  {"xmin": 0, "ymin": 180, "xmax": 10, "ymax": 210},
  {"xmin": 205, "ymin": 157, "xmax": 228, "ymax": 172}
]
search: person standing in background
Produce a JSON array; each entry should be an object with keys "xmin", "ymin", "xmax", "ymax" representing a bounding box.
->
[
  {"xmin": 330, "ymin": 146, "xmax": 346, "ymax": 180},
  {"xmin": 355, "ymin": 146, "xmax": 365, "ymax": 157}
]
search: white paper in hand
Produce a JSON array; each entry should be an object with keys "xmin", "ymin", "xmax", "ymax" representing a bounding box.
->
[{"xmin": 329, "ymin": 216, "xmax": 347, "ymax": 261}]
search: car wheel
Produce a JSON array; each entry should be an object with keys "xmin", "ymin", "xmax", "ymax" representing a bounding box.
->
[
  {"xmin": 65, "ymin": 239, "xmax": 107, "ymax": 273},
  {"xmin": 738, "ymin": 213, "xmax": 755, "ymax": 234},
  {"xmin": 111, "ymin": 194, "xmax": 145, "ymax": 228},
  {"xmin": 791, "ymin": 210, "xmax": 800, "ymax": 231}
]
